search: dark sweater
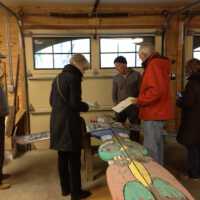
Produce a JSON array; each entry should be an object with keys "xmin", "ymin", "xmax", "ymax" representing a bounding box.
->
[
  {"xmin": 112, "ymin": 69, "xmax": 141, "ymax": 104},
  {"xmin": 0, "ymin": 86, "xmax": 8, "ymax": 117}
]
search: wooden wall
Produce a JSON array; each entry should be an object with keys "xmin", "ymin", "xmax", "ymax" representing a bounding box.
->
[
  {"xmin": 0, "ymin": 8, "xmax": 27, "ymax": 110},
  {"xmin": 0, "ymin": 3, "xmax": 200, "ymax": 136}
]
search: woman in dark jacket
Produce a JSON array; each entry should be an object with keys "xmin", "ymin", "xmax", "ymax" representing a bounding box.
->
[
  {"xmin": 50, "ymin": 54, "xmax": 91, "ymax": 200},
  {"xmin": 177, "ymin": 58, "xmax": 200, "ymax": 179}
]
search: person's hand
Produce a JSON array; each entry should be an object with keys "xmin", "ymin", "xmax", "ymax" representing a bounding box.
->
[{"xmin": 132, "ymin": 97, "xmax": 138, "ymax": 104}]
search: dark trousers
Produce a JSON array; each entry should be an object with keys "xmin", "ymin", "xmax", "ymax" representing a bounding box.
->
[
  {"xmin": 186, "ymin": 145, "xmax": 200, "ymax": 178},
  {"xmin": 115, "ymin": 105, "xmax": 140, "ymax": 142},
  {"xmin": 0, "ymin": 116, "xmax": 5, "ymax": 183},
  {"xmin": 58, "ymin": 151, "xmax": 81, "ymax": 198}
]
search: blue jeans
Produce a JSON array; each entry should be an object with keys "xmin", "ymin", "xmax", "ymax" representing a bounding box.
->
[{"xmin": 143, "ymin": 121, "xmax": 165, "ymax": 165}]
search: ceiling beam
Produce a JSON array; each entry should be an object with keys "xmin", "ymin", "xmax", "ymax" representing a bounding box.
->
[
  {"xmin": 49, "ymin": 12, "xmax": 129, "ymax": 18},
  {"xmin": 173, "ymin": 0, "xmax": 200, "ymax": 15},
  {"xmin": 23, "ymin": 24, "xmax": 162, "ymax": 30},
  {"xmin": 91, "ymin": 0, "xmax": 100, "ymax": 16},
  {"xmin": 0, "ymin": 1, "xmax": 20, "ymax": 20}
]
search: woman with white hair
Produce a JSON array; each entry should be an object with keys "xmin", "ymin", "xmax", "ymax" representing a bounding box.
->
[{"xmin": 50, "ymin": 54, "xmax": 91, "ymax": 200}]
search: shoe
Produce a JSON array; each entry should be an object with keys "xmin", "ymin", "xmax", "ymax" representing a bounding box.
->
[
  {"xmin": 189, "ymin": 175, "xmax": 200, "ymax": 181},
  {"xmin": 62, "ymin": 191, "xmax": 70, "ymax": 196},
  {"xmin": 0, "ymin": 183, "xmax": 11, "ymax": 190},
  {"xmin": 71, "ymin": 190, "xmax": 91, "ymax": 200},
  {"xmin": 2, "ymin": 174, "xmax": 11, "ymax": 180},
  {"xmin": 80, "ymin": 190, "xmax": 91, "ymax": 199},
  {"xmin": 191, "ymin": 177, "xmax": 200, "ymax": 181}
]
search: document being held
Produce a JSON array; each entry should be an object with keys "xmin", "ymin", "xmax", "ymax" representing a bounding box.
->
[{"xmin": 112, "ymin": 97, "xmax": 137, "ymax": 113}]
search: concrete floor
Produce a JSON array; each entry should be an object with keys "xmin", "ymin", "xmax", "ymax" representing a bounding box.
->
[
  {"xmin": 1, "ymin": 138, "xmax": 200, "ymax": 200},
  {"xmin": 2, "ymin": 149, "xmax": 111, "ymax": 200},
  {"xmin": 164, "ymin": 137, "xmax": 200, "ymax": 200}
]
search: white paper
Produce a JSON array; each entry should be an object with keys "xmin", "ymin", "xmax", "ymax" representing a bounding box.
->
[
  {"xmin": 86, "ymin": 101, "xmax": 100, "ymax": 110},
  {"xmin": 112, "ymin": 97, "xmax": 136, "ymax": 113}
]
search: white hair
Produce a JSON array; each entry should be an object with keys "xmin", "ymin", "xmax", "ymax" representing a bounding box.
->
[
  {"xmin": 70, "ymin": 54, "xmax": 90, "ymax": 71},
  {"xmin": 139, "ymin": 43, "xmax": 155, "ymax": 59}
]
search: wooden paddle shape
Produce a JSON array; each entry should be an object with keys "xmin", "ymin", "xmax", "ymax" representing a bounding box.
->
[{"xmin": 99, "ymin": 136, "xmax": 189, "ymax": 200}]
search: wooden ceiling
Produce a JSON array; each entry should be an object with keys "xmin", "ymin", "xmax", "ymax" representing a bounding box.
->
[
  {"xmin": 0, "ymin": 0, "xmax": 200, "ymax": 16},
  {"xmin": 0, "ymin": 0, "xmax": 197, "ymax": 6}
]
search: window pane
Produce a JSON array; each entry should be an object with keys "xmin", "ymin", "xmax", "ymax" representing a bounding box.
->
[
  {"xmin": 118, "ymin": 39, "xmax": 136, "ymax": 52},
  {"xmin": 34, "ymin": 39, "xmax": 53, "ymax": 53},
  {"xmin": 54, "ymin": 54, "xmax": 70, "ymax": 68},
  {"xmin": 100, "ymin": 36, "xmax": 154, "ymax": 68},
  {"xmin": 136, "ymin": 53, "xmax": 142, "ymax": 67},
  {"xmin": 101, "ymin": 39, "xmax": 119, "ymax": 52},
  {"xmin": 119, "ymin": 53, "xmax": 135, "ymax": 67},
  {"xmin": 193, "ymin": 36, "xmax": 200, "ymax": 50},
  {"xmin": 101, "ymin": 38, "xmax": 140, "ymax": 53},
  {"xmin": 53, "ymin": 41, "xmax": 71, "ymax": 53},
  {"xmin": 82, "ymin": 54, "xmax": 90, "ymax": 63},
  {"xmin": 101, "ymin": 53, "xmax": 118, "ymax": 68},
  {"xmin": 72, "ymin": 39, "xmax": 90, "ymax": 53},
  {"xmin": 194, "ymin": 47, "xmax": 200, "ymax": 51},
  {"xmin": 35, "ymin": 54, "xmax": 53, "ymax": 69},
  {"xmin": 33, "ymin": 37, "xmax": 91, "ymax": 69},
  {"xmin": 136, "ymin": 44, "xmax": 141, "ymax": 52},
  {"xmin": 193, "ymin": 52, "xmax": 200, "ymax": 59}
]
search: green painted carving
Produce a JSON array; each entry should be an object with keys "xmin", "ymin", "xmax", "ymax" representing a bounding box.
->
[
  {"xmin": 124, "ymin": 181, "xmax": 155, "ymax": 200},
  {"xmin": 98, "ymin": 138, "xmax": 148, "ymax": 163},
  {"xmin": 98, "ymin": 137, "xmax": 188, "ymax": 200},
  {"xmin": 124, "ymin": 180, "xmax": 187, "ymax": 200},
  {"xmin": 153, "ymin": 178, "xmax": 187, "ymax": 199}
]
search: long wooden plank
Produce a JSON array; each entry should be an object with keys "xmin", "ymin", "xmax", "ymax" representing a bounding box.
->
[{"xmin": 106, "ymin": 160, "xmax": 194, "ymax": 200}]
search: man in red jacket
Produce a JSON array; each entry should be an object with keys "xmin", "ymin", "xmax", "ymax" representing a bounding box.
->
[{"xmin": 133, "ymin": 43, "xmax": 174, "ymax": 165}]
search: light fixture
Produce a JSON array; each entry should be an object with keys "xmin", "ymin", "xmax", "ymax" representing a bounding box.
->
[
  {"xmin": 132, "ymin": 38, "xmax": 144, "ymax": 44},
  {"xmin": 34, "ymin": 40, "xmax": 43, "ymax": 45}
]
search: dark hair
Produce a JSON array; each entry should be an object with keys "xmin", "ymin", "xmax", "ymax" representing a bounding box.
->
[
  {"xmin": 114, "ymin": 56, "xmax": 127, "ymax": 64},
  {"xmin": 186, "ymin": 58, "xmax": 200, "ymax": 75}
]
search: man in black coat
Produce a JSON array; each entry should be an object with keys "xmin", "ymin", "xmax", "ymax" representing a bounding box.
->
[
  {"xmin": 50, "ymin": 54, "xmax": 91, "ymax": 200},
  {"xmin": 177, "ymin": 58, "xmax": 200, "ymax": 179}
]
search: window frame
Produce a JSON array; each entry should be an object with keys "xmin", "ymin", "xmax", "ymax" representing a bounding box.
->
[
  {"xmin": 192, "ymin": 35, "xmax": 200, "ymax": 59},
  {"xmin": 99, "ymin": 35, "xmax": 155, "ymax": 69},
  {"xmin": 25, "ymin": 29, "xmax": 162, "ymax": 78},
  {"xmin": 32, "ymin": 36, "xmax": 92, "ymax": 70}
]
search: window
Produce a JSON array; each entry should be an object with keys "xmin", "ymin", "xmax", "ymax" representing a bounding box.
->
[
  {"xmin": 100, "ymin": 36, "xmax": 155, "ymax": 68},
  {"xmin": 33, "ymin": 37, "xmax": 91, "ymax": 69},
  {"xmin": 193, "ymin": 36, "xmax": 200, "ymax": 59}
]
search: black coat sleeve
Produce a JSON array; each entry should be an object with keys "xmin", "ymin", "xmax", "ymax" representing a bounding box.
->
[
  {"xmin": 69, "ymin": 76, "xmax": 89, "ymax": 112},
  {"xmin": 176, "ymin": 81, "xmax": 195, "ymax": 108},
  {"xmin": 49, "ymin": 81, "xmax": 55, "ymax": 107}
]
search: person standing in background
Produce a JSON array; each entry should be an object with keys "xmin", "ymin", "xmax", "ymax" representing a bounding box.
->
[
  {"xmin": 0, "ymin": 56, "xmax": 10, "ymax": 189},
  {"xmin": 112, "ymin": 56, "xmax": 141, "ymax": 142},
  {"xmin": 176, "ymin": 58, "xmax": 200, "ymax": 179},
  {"xmin": 50, "ymin": 54, "xmax": 91, "ymax": 200},
  {"xmin": 133, "ymin": 43, "xmax": 174, "ymax": 165}
]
